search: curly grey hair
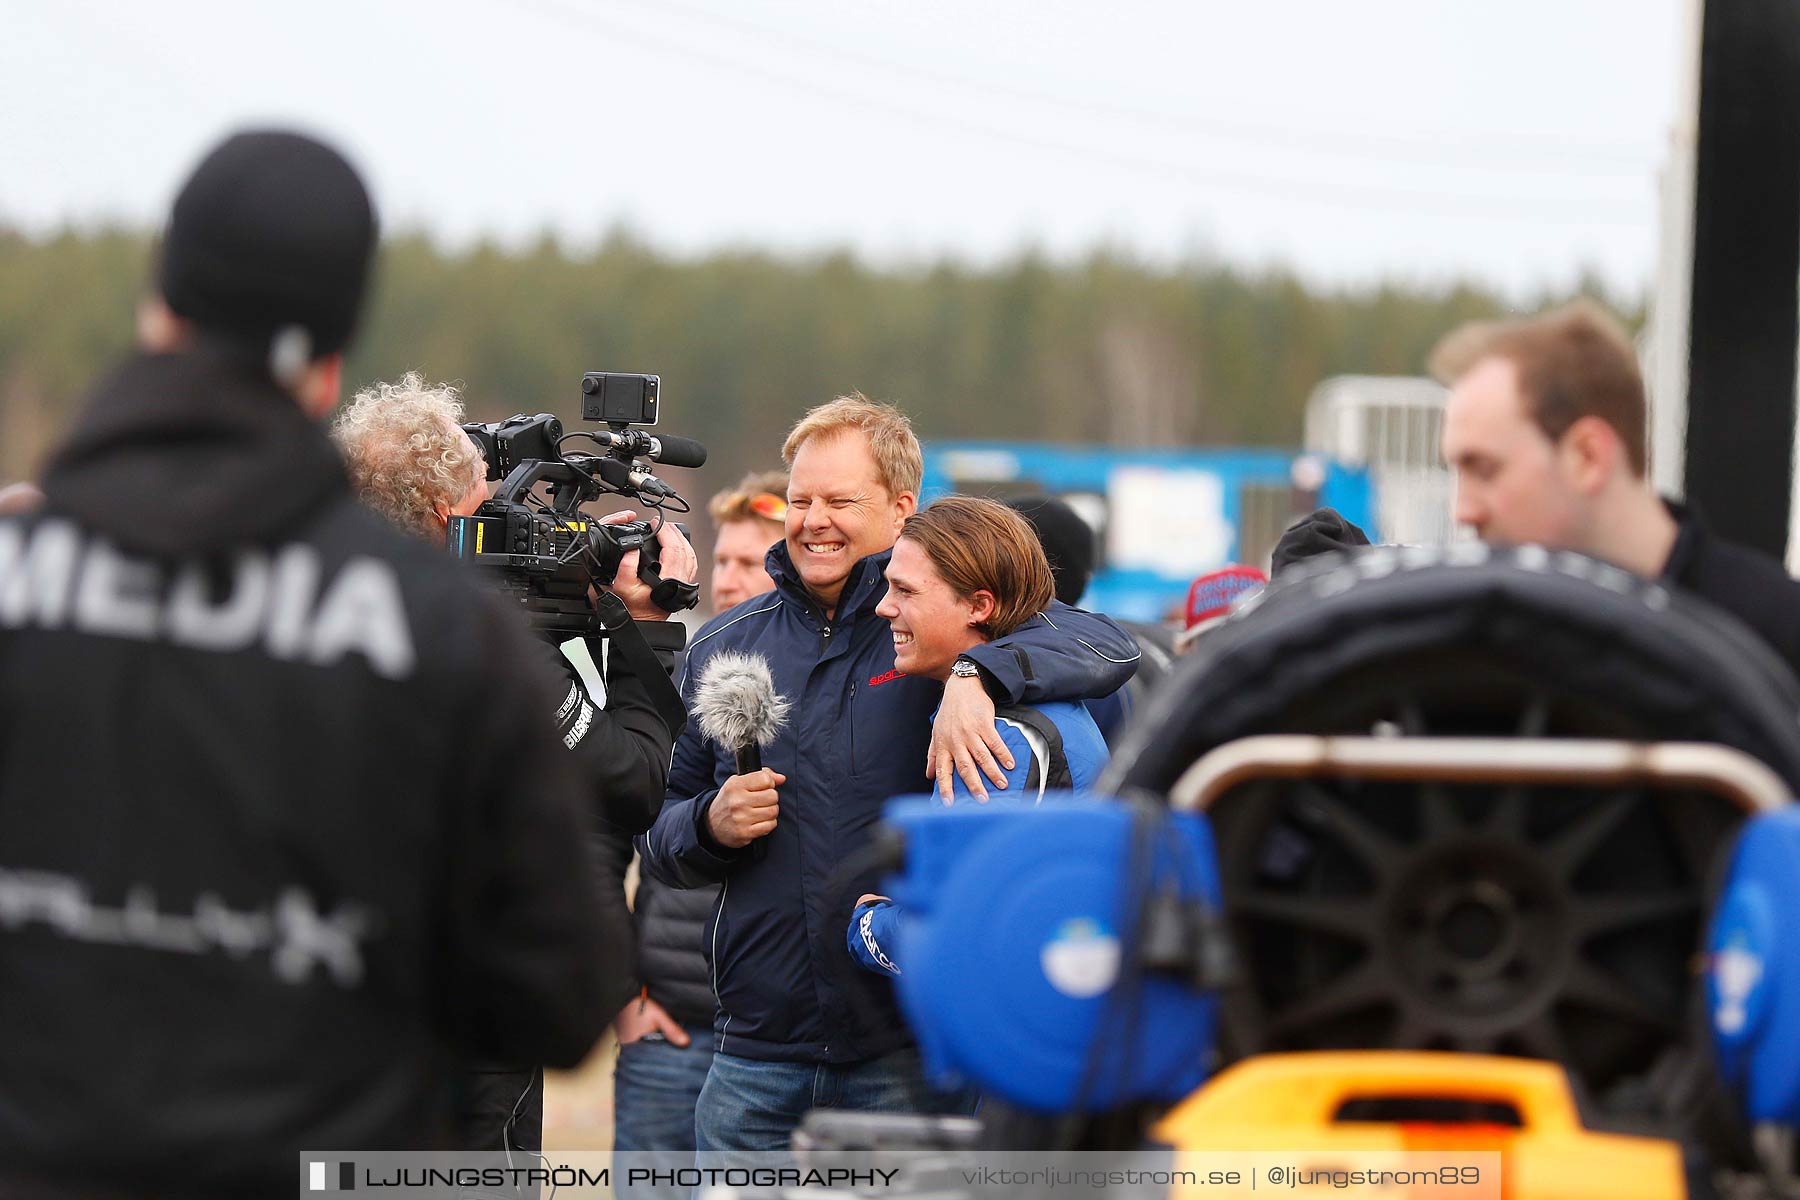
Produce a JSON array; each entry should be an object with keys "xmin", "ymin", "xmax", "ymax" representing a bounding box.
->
[{"xmin": 333, "ymin": 372, "xmax": 486, "ymax": 542}]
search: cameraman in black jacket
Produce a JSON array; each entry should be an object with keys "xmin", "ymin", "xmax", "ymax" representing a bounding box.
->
[
  {"xmin": 334, "ymin": 372, "xmax": 693, "ymax": 831},
  {"xmin": 334, "ymin": 372, "xmax": 695, "ymax": 1161}
]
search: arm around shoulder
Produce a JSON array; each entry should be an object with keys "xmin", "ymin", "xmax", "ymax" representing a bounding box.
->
[{"xmin": 962, "ymin": 601, "xmax": 1139, "ymax": 705}]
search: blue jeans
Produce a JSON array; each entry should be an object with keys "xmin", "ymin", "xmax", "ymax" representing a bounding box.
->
[
  {"xmin": 612, "ymin": 1026, "xmax": 715, "ymax": 1199},
  {"xmin": 694, "ymin": 1047, "xmax": 972, "ymax": 1154}
]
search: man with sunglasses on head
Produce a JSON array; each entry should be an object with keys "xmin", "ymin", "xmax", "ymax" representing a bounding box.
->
[{"xmin": 707, "ymin": 470, "xmax": 790, "ymax": 615}]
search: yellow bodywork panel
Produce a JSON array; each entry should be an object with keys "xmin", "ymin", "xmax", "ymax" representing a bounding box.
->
[{"xmin": 1152, "ymin": 1052, "xmax": 1686, "ymax": 1200}]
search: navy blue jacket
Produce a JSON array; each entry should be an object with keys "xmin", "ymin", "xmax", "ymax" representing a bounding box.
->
[{"xmin": 638, "ymin": 544, "xmax": 1139, "ymax": 1064}]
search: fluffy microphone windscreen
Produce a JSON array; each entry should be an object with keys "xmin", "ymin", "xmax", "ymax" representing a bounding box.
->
[{"xmin": 692, "ymin": 651, "xmax": 792, "ymax": 751}]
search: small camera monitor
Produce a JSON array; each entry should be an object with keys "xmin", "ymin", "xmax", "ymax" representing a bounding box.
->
[{"xmin": 581, "ymin": 372, "xmax": 660, "ymax": 426}]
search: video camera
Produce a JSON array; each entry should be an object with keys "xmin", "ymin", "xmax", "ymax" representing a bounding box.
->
[{"xmin": 447, "ymin": 372, "xmax": 706, "ymax": 638}]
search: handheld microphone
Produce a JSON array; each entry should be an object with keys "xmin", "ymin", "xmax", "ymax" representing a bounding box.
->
[{"xmin": 692, "ymin": 651, "xmax": 792, "ymax": 775}]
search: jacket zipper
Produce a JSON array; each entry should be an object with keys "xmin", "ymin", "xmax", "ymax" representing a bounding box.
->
[{"xmin": 711, "ymin": 878, "xmax": 730, "ymax": 1053}]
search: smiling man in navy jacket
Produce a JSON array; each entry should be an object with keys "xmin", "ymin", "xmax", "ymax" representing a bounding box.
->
[{"xmin": 639, "ymin": 394, "xmax": 1139, "ymax": 1152}]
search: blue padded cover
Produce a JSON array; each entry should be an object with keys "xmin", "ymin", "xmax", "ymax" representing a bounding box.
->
[
  {"xmin": 1708, "ymin": 806, "xmax": 1800, "ymax": 1122},
  {"xmin": 881, "ymin": 794, "xmax": 1220, "ymax": 1113}
]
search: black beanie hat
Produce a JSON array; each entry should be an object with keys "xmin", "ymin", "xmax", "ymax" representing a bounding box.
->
[
  {"xmin": 158, "ymin": 130, "xmax": 376, "ymax": 360},
  {"xmin": 1270, "ymin": 507, "xmax": 1373, "ymax": 579},
  {"xmin": 1006, "ymin": 494, "xmax": 1096, "ymax": 606}
]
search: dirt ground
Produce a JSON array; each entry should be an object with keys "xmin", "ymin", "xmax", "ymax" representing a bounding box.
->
[
  {"xmin": 542, "ymin": 860, "xmax": 633, "ymax": 1154},
  {"xmin": 543, "ymin": 1036, "xmax": 620, "ymax": 1152}
]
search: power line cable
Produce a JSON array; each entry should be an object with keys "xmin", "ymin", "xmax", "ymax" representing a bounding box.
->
[
  {"xmin": 612, "ymin": 0, "xmax": 1659, "ymax": 175},
  {"xmin": 498, "ymin": 0, "xmax": 1655, "ymax": 226}
]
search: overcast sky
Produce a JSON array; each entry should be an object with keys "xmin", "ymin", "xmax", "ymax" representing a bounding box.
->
[{"xmin": 3, "ymin": 0, "xmax": 1685, "ymax": 297}]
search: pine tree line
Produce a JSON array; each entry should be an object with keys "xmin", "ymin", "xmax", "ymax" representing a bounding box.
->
[{"xmin": 0, "ymin": 224, "xmax": 1638, "ymax": 500}]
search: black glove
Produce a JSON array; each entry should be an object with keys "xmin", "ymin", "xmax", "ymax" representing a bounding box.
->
[{"xmin": 1271, "ymin": 507, "xmax": 1372, "ymax": 580}]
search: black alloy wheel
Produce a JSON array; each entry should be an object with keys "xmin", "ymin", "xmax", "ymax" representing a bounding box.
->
[{"xmin": 1103, "ymin": 545, "xmax": 1800, "ymax": 1137}]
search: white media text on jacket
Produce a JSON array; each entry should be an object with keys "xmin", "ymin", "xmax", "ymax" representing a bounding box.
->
[{"xmin": 0, "ymin": 518, "xmax": 416, "ymax": 679}]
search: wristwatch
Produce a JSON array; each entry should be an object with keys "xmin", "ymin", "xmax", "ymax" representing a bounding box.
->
[{"xmin": 949, "ymin": 657, "xmax": 982, "ymax": 680}]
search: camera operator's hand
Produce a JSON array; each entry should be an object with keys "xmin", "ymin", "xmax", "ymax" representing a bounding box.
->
[
  {"xmin": 649, "ymin": 515, "xmax": 698, "ymax": 586},
  {"xmin": 593, "ymin": 510, "xmax": 698, "ymax": 620},
  {"xmin": 706, "ymin": 768, "xmax": 785, "ymax": 849}
]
